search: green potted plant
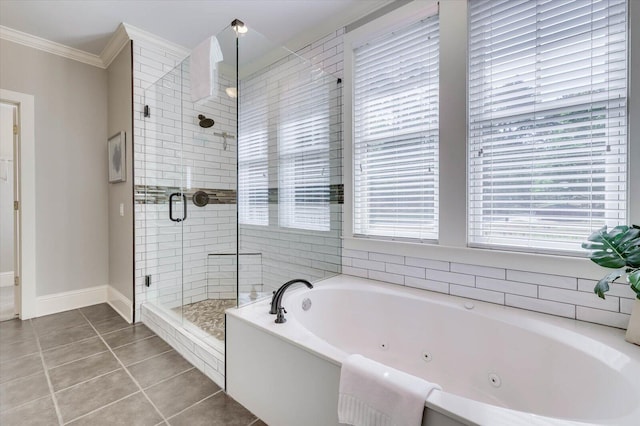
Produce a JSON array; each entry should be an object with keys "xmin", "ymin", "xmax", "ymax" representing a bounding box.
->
[{"xmin": 582, "ymin": 224, "xmax": 640, "ymax": 345}]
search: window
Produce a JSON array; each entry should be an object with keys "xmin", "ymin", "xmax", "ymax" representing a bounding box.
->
[
  {"xmin": 352, "ymin": 14, "xmax": 440, "ymax": 241},
  {"xmin": 239, "ymin": 55, "xmax": 338, "ymax": 231},
  {"xmin": 238, "ymin": 81, "xmax": 269, "ymax": 226},
  {"xmin": 468, "ymin": 0, "xmax": 627, "ymax": 253},
  {"xmin": 279, "ymin": 73, "xmax": 333, "ymax": 231}
]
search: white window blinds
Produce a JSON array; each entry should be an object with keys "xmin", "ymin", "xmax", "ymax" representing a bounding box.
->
[
  {"xmin": 279, "ymin": 74, "xmax": 332, "ymax": 231},
  {"xmin": 353, "ymin": 14, "xmax": 440, "ymax": 241},
  {"xmin": 238, "ymin": 82, "xmax": 269, "ymax": 226},
  {"xmin": 468, "ymin": 0, "xmax": 627, "ymax": 253}
]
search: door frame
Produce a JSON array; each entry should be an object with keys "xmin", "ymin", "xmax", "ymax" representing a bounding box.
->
[{"xmin": 1, "ymin": 89, "xmax": 36, "ymax": 319}]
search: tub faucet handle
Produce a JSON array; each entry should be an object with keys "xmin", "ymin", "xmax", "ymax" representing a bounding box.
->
[{"xmin": 275, "ymin": 307, "xmax": 287, "ymax": 324}]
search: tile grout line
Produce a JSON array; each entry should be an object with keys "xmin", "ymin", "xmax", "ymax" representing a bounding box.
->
[
  {"xmin": 0, "ymin": 393, "xmax": 51, "ymax": 416},
  {"xmin": 154, "ymin": 378, "xmax": 259, "ymax": 426},
  {"xmin": 33, "ymin": 320, "xmax": 95, "ymax": 343},
  {"xmin": 46, "ymin": 349, "xmax": 111, "ymax": 371},
  {"xmin": 0, "ymin": 367, "xmax": 48, "ymax": 388},
  {"xmin": 30, "ymin": 318, "xmax": 66, "ymax": 426},
  {"xmin": 124, "ymin": 346, "xmax": 175, "ymax": 367},
  {"xmin": 109, "ymin": 333, "xmax": 163, "ymax": 351},
  {"xmin": 61, "ymin": 390, "xmax": 140, "ymax": 425},
  {"xmin": 132, "ymin": 364, "xmax": 198, "ymax": 389},
  {"xmin": 92, "ymin": 324, "xmax": 134, "ymax": 335},
  {"xmin": 39, "ymin": 333, "xmax": 98, "ymax": 353},
  {"xmin": 100, "ymin": 322, "xmax": 144, "ymax": 338},
  {"xmin": 136, "ymin": 366, "xmax": 196, "ymax": 391},
  {"xmin": 77, "ymin": 310, "xmax": 169, "ymax": 425},
  {"xmin": 87, "ymin": 314, "xmax": 130, "ymax": 325},
  {"xmin": 163, "ymin": 389, "xmax": 223, "ymax": 422},
  {"xmin": 51, "ymin": 366, "xmax": 124, "ymax": 394}
]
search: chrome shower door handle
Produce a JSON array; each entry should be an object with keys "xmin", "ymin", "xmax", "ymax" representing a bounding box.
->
[{"xmin": 169, "ymin": 192, "xmax": 187, "ymax": 222}]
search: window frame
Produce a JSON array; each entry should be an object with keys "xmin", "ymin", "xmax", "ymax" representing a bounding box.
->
[
  {"xmin": 345, "ymin": 0, "xmax": 441, "ymax": 242},
  {"xmin": 466, "ymin": 0, "xmax": 628, "ymax": 255}
]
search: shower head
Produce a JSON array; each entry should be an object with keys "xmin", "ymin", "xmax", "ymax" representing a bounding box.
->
[{"xmin": 198, "ymin": 114, "xmax": 215, "ymax": 128}]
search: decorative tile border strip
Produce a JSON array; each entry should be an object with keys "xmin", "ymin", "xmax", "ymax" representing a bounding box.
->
[
  {"xmin": 134, "ymin": 185, "xmax": 237, "ymax": 205},
  {"xmin": 135, "ymin": 184, "xmax": 344, "ymax": 205},
  {"xmin": 267, "ymin": 184, "xmax": 344, "ymax": 204}
]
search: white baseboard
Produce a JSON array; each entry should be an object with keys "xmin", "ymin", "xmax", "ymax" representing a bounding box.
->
[
  {"xmin": 0, "ymin": 271, "xmax": 14, "ymax": 288},
  {"xmin": 36, "ymin": 285, "xmax": 108, "ymax": 317},
  {"xmin": 35, "ymin": 284, "xmax": 134, "ymax": 322},
  {"xmin": 107, "ymin": 285, "xmax": 133, "ymax": 323}
]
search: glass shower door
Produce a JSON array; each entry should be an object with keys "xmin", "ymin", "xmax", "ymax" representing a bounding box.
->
[{"xmin": 141, "ymin": 62, "xmax": 187, "ymax": 323}]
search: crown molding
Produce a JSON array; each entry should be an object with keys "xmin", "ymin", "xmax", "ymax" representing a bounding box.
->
[
  {"xmin": 0, "ymin": 22, "xmax": 189, "ymax": 69},
  {"xmin": 100, "ymin": 23, "xmax": 130, "ymax": 68},
  {"xmin": 121, "ymin": 23, "xmax": 190, "ymax": 61},
  {"xmin": 0, "ymin": 25, "xmax": 104, "ymax": 68}
]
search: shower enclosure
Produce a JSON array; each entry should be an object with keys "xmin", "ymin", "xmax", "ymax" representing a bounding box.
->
[{"xmin": 137, "ymin": 22, "xmax": 342, "ymax": 348}]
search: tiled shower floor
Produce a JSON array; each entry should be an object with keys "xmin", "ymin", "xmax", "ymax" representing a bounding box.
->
[
  {"xmin": 0, "ymin": 304, "xmax": 266, "ymax": 425},
  {"xmin": 175, "ymin": 299, "xmax": 236, "ymax": 341}
]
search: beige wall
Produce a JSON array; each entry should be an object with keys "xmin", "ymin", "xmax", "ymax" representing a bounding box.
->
[
  {"xmin": 107, "ymin": 42, "xmax": 134, "ymax": 305},
  {"xmin": 0, "ymin": 39, "xmax": 109, "ymax": 297}
]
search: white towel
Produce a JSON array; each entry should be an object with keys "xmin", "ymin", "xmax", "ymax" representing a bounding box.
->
[
  {"xmin": 338, "ymin": 354, "xmax": 441, "ymax": 426},
  {"xmin": 190, "ymin": 36, "xmax": 223, "ymax": 103}
]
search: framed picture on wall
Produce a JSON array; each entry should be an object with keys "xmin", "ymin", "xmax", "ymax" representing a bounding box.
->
[{"xmin": 108, "ymin": 131, "xmax": 126, "ymax": 183}]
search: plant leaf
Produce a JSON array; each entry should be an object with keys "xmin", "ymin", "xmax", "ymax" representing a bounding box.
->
[
  {"xmin": 590, "ymin": 252, "xmax": 626, "ymax": 269},
  {"xmin": 628, "ymin": 269, "xmax": 640, "ymax": 299},
  {"xmin": 582, "ymin": 225, "xmax": 640, "ymax": 270},
  {"xmin": 626, "ymin": 248, "xmax": 640, "ymax": 266},
  {"xmin": 594, "ymin": 272, "xmax": 620, "ymax": 299}
]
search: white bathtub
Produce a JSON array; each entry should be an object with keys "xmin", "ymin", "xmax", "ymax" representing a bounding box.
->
[{"xmin": 226, "ymin": 275, "xmax": 640, "ymax": 426}]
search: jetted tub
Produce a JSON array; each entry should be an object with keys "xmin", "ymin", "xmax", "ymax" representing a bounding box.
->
[{"xmin": 226, "ymin": 275, "xmax": 640, "ymax": 426}]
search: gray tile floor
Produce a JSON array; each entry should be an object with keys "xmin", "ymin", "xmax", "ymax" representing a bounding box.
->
[{"xmin": 0, "ymin": 304, "xmax": 267, "ymax": 425}]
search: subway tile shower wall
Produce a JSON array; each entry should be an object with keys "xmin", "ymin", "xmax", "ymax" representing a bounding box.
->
[{"xmin": 342, "ymin": 249, "xmax": 636, "ymax": 329}]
